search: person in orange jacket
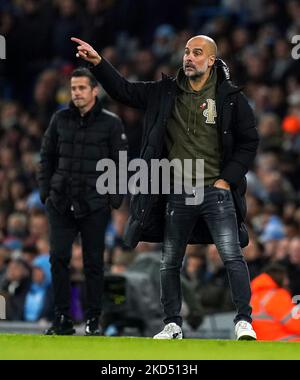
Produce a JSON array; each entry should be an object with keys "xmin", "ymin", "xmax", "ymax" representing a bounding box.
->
[{"xmin": 251, "ymin": 263, "xmax": 300, "ymax": 341}]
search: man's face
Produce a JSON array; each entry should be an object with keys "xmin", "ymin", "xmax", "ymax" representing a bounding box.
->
[
  {"xmin": 71, "ymin": 76, "xmax": 97, "ymax": 109},
  {"xmin": 7, "ymin": 262, "xmax": 27, "ymax": 281},
  {"xmin": 289, "ymin": 240, "xmax": 300, "ymax": 265},
  {"xmin": 33, "ymin": 267, "xmax": 45, "ymax": 284},
  {"xmin": 183, "ymin": 38, "xmax": 215, "ymax": 79},
  {"xmin": 29, "ymin": 215, "xmax": 48, "ymax": 238}
]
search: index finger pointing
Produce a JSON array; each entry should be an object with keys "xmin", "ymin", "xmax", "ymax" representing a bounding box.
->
[{"xmin": 71, "ymin": 37, "xmax": 88, "ymax": 46}]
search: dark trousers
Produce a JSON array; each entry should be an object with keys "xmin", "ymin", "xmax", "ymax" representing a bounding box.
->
[
  {"xmin": 46, "ymin": 199, "xmax": 110, "ymax": 320},
  {"xmin": 161, "ymin": 186, "xmax": 252, "ymax": 327}
]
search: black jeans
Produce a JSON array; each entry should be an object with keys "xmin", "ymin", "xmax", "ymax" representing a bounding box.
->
[
  {"xmin": 46, "ymin": 199, "xmax": 110, "ymax": 320},
  {"xmin": 161, "ymin": 186, "xmax": 252, "ymax": 327}
]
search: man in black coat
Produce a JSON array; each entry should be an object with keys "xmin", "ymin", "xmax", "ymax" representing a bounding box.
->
[
  {"xmin": 38, "ymin": 67, "xmax": 127, "ymax": 335},
  {"xmin": 72, "ymin": 35, "xmax": 259, "ymax": 340}
]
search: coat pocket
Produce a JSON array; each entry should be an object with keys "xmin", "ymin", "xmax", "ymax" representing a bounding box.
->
[{"xmin": 50, "ymin": 172, "xmax": 65, "ymax": 193}]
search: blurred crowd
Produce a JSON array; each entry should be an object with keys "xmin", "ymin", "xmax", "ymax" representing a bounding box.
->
[{"xmin": 1, "ymin": 0, "xmax": 300, "ymax": 334}]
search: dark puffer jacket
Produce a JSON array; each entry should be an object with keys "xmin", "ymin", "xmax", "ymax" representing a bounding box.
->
[
  {"xmin": 91, "ymin": 58, "xmax": 259, "ymax": 248},
  {"xmin": 38, "ymin": 99, "xmax": 128, "ymax": 218}
]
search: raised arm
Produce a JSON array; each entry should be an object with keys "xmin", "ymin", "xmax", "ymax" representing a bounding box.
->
[{"xmin": 71, "ymin": 37, "xmax": 154, "ymax": 110}]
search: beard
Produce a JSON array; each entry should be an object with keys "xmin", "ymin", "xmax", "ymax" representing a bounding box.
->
[
  {"xmin": 183, "ymin": 62, "xmax": 208, "ymax": 80},
  {"xmin": 73, "ymin": 98, "xmax": 90, "ymax": 111},
  {"xmin": 73, "ymin": 99, "xmax": 86, "ymax": 106}
]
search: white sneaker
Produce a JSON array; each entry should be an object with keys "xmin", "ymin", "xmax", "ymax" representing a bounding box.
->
[
  {"xmin": 153, "ymin": 323, "xmax": 183, "ymax": 339},
  {"xmin": 235, "ymin": 321, "xmax": 257, "ymax": 341}
]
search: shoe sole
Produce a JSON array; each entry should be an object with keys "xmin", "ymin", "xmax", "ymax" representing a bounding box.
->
[
  {"xmin": 237, "ymin": 332, "xmax": 257, "ymax": 341},
  {"xmin": 62, "ymin": 329, "xmax": 76, "ymax": 336},
  {"xmin": 153, "ymin": 337, "xmax": 183, "ymax": 339},
  {"xmin": 85, "ymin": 332, "xmax": 101, "ymax": 336},
  {"xmin": 45, "ymin": 329, "xmax": 76, "ymax": 336},
  {"xmin": 153, "ymin": 335, "xmax": 183, "ymax": 340}
]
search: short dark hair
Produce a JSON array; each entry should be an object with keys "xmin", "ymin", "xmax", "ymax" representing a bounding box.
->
[
  {"xmin": 71, "ymin": 67, "xmax": 98, "ymax": 88},
  {"xmin": 22, "ymin": 244, "xmax": 38, "ymax": 256}
]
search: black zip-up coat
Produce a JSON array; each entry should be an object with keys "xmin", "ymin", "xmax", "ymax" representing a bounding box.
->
[
  {"xmin": 38, "ymin": 99, "xmax": 128, "ymax": 218},
  {"xmin": 91, "ymin": 58, "xmax": 259, "ymax": 248}
]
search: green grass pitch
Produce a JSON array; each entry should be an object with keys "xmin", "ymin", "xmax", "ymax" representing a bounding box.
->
[{"xmin": 0, "ymin": 334, "xmax": 300, "ymax": 360}]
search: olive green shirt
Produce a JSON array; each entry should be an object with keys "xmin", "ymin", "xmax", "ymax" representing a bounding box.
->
[{"xmin": 165, "ymin": 67, "xmax": 221, "ymax": 186}]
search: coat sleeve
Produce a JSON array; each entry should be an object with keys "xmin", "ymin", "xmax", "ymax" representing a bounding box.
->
[
  {"xmin": 109, "ymin": 117, "xmax": 128, "ymax": 209},
  {"xmin": 220, "ymin": 93, "xmax": 259, "ymax": 188},
  {"xmin": 37, "ymin": 113, "xmax": 59, "ymax": 204},
  {"xmin": 109, "ymin": 116, "xmax": 128, "ymax": 163},
  {"xmin": 91, "ymin": 57, "xmax": 155, "ymax": 110}
]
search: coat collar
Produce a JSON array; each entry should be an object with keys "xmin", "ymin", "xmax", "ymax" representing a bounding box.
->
[
  {"xmin": 69, "ymin": 97, "xmax": 103, "ymax": 118},
  {"xmin": 215, "ymin": 58, "xmax": 243, "ymax": 95},
  {"xmin": 162, "ymin": 58, "xmax": 242, "ymax": 96}
]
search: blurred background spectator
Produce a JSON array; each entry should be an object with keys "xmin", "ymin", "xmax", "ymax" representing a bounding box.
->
[{"xmin": 251, "ymin": 263, "xmax": 300, "ymax": 341}]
